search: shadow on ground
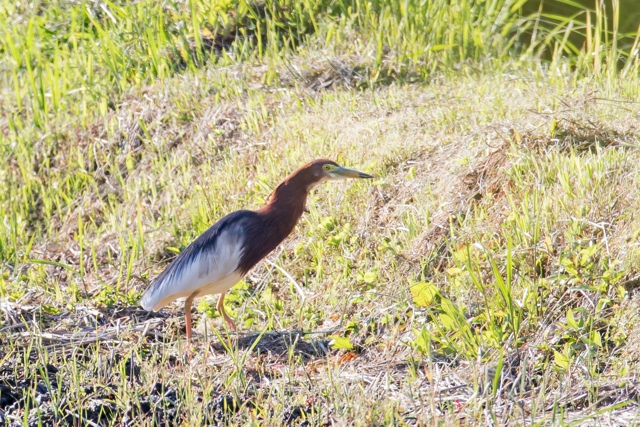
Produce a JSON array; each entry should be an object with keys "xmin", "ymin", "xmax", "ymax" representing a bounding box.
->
[{"xmin": 209, "ymin": 330, "xmax": 332, "ymax": 361}]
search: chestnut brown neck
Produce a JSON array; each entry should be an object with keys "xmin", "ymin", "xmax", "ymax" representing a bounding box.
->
[
  {"xmin": 236, "ymin": 169, "xmax": 316, "ymax": 275},
  {"xmin": 258, "ymin": 169, "xmax": 314, "ymax": 230}
]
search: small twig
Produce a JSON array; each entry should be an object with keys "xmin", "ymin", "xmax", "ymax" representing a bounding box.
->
[
  {"xmin": 13, "ymin": 318, "xmax": 165, "ymax": 349},
  {"xmin": 436, "ymin": 384, "xmax": 470, "ymax": 394},
  {"xmin": 0, "ymin": 322, "xmax": 28, "ymax": 332}
]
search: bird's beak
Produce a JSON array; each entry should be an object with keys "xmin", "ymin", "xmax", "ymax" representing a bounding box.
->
[{"xmin": 332, "ymin": 166, "xmax": 374, "ymax": 179}]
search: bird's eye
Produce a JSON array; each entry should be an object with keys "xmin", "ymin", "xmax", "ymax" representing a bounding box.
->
[{"xmin": 323, "ymin": 164, "xmax": 332, "ymax": 172}]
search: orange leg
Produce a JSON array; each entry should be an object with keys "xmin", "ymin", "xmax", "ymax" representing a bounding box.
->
[
  {"xmin": 216, "ymin": 292, "xmax": 237, "ymax": 331},
  {"xmin": 184, "ymin": 293, "xmax": 197, "ymax": 340}
]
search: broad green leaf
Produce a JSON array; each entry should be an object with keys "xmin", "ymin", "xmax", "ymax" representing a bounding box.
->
[
  {"xmin": 566, "ymin": 308, "xmax": 579, "ymax": 329},
  {"xmin": 363, "ymin": 271, "xmax": 377, "ymax": 284},
  {"xmin": 564, "ymin": 265, "xmax": 578, "ymax": 276},
  {"xmin": 413, "ymin": 327, "xmax": 431, "ymax": 354},
  {"xmin": 446, "ymin": 267, "xmax": 463, "ymax": 276},
  {"xmin": 439, "ymin": 313, "xmax": 456, "ymax": 330},
  {"xmin": 329, "ymin": 336, "xmax": 354, "ymax": 350},
  {"xmin": 410, "ymin": 281, "xmax": 439, "ymax": 307},
  {"xmin": 589, "ymin": 331, "xmax": 602, "ymax": 348},
  {"xmin": 554, "ymin": 351, "xmax": 570, "ymax": 371}
]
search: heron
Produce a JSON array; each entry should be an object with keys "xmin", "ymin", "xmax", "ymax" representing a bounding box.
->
[{"xmin": 140, "ymin": 159, "xmax": 373, "ymax": 339}]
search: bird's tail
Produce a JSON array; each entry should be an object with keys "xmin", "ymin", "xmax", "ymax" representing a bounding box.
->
[
  {"xmin": 139, "ymin": 287, "xmax": 156, "ymax": 311},
  {"xmin": 139, "ymin": 281, "xmax": 165, "ymax": 311},
  {"xmin": 140, "ymin": 262, "xmax": 177, "ymax": 311}
]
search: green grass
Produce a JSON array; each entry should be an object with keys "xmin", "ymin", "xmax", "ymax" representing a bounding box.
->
[{"xmin": 2, "ymin": 0, "xmax": 640, "ymax": 425}]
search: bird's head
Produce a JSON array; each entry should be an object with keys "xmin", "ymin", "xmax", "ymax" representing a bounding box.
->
[
  {"xmin": 264, "ymin": 159, "xmax": 373, "ymax": 211},
  {"xmin": 305, "ymin": 159, "xmax": 374, "ymax": 186}
]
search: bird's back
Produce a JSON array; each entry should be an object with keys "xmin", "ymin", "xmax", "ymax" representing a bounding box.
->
[{"xmin": 140, "ymin": 210, "xmax": 257, "ymax": 311}]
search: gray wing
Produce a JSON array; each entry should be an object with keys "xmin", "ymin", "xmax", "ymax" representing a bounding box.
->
[{"xmin": 140, "ymin": 210, "xmax": 256, "ymax": 310}]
